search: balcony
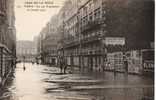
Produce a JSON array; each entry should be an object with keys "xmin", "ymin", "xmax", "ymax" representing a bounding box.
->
[
  {"xmin": 63, "ymin": 33, "xmax": 102, "ymax": 49},
  {"xmin": 80, "ymin": 18, "xmax": 105, "ymax": 34},
  {"xmin": 80, "ymin": 47, "xmax": 102, "ymax": 56},
  {"xmin": 81, "ymin": 34, "xmax": 101, "ymax": 44},
  {"xmin": 64, "ymin": 37, "xmax": 79, "ymax": 48},
  {"xmin": 0, "ymin": 11, "xmax": 6, "ymax": 24},
  {"xmin": 0, "ymin": 10, "xmax": 5, "ymax": 16}
]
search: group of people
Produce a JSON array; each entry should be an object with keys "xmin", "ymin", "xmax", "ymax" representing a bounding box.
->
[
  {"xmin": 21, "ymin": 56, "xmax": 68, "ymax": 73},
  {"xmin": 58, "ymin": 56, "xmax": 67, "ymax": 74}
]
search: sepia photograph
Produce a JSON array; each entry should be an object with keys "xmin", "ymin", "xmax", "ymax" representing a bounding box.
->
[{"xmin": 0, "ymin": 0, "xmax": 154, "ymax": 100}]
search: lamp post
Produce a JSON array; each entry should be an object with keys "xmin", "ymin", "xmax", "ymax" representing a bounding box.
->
[
  {"xmin": 98, "ymin": 34, "xmax": 107, "ymax": 72},
  {"xmin": 62, "ymin": 20, "xmax": 65, "ymax": 60},
  {"xmin": 77, "ymin": 11, "xmax": 82, "ymax": 71},
  {"xmin": 99, "ymin": 16, "xmax": 107, "ymax": 72}
]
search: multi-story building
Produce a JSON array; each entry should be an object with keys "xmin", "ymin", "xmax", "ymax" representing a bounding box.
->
[
  {"xmin": 38, "ymin": 15, "xmax": 61, "ymax": 65},
  {"xmin": 42, "ymin": 34, "xmax": 60, "ymax": 65},
  {"xmin": 103, "ymin": 0, "xmax": 154, "ymax": 74},
  {"xmin": 58, "ymin": 0, "xmax": 107, "ymax": 70},
  {"xmin": 38, "ymin": 0, "xmax": 154, "ymax": 75},
  {"xmin": 58, "ymin": 0, "xmax": 154, "ymax": 74},
  {"xmin": 77, "ymin": 0, "xmax": 107, "ymax": 71},
  {"xmin": 16, "ymin": 40, "xmax": 37, "ymax": 62},
  {"xmin": 0, "ymin": 0, "xmax": 16, "ymax": 85},
  {"xmin": 56, "ymin": 0, "xmax": 80, "ymax": 67}
]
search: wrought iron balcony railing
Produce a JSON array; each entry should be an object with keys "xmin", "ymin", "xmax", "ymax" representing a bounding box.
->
[
  {"xmin": 80, "ymin": 18, "xmax": 105, "ymax": 34},
  {"xmin": 0, "ymin": 10, "xmax": 5, "ymax": 17},
  {"xmin": 81, "ymin": 34, "xmax": 101, "ymax": 44},
  {"xmin": 61, "ymin": 33, "xmax": 102, "ymax": 49},
  {"xmin": 64, "ymin": 37, "xmax": 79, "ymax": 48}
]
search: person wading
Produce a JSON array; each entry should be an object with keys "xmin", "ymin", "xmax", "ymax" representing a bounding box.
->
[
  {"xmin": 59, "ymin": 56, "xmax": 63, "ymax": 73},
  {"xmin": 63, "ymin": 58, "xmax": 67, "ymax": 74},
  {"xmin": 23, "ymin": 56, "xmax": 26, "ymax": 71}
]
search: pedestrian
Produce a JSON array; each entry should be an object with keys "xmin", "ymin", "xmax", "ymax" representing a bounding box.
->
[
  {"xmin": 98, "ymin": 63, "xmax": 101, "ymax": 72},
  {"xmin": 63, "ymin": 58, "xmax": 67, "ymax": 74},
  {"xmin": 124, "ymin": 60, "xmax": 128, "ymax": 73},
  {"xmin": 23, "ymin": 56, "xmax": 26, "ymax": 71},
  {"xmin": 23, "ymin": 66, "xmax": 26, "ymax": 71},
  {"xmin": 123, "ymin": 54, "xmax": 128, "ymax": 74},
  {"xmin": 59, "ymin": 57, "xmax": 63, "ymax": 73}
]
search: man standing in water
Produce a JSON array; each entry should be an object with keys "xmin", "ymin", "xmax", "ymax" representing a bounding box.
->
[
  {"xmin": 63, "ymin": 58, "xmax": 67, "ymax": 74},
  {"xmin": 23, "ymin": 56, "xmax": 26, "ymax": 71},
  {"xmin": 58, "ymin": 56, "xmax": 67, "ymax": 74},
  {"xmin": 58, "ymin": 56, "xmax": 63, "ymax": 73}
]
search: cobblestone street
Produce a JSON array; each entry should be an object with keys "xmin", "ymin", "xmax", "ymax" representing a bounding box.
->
[{"xmin": 0, "ymin": 63, "xmax": 154, "ymax": 100}]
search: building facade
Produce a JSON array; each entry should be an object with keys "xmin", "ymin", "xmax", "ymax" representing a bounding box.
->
[
  {"xmin": 42, "ymin": 34, "xmax": 60, "ymax": 65},
  {"xmin": 61, "ymin": 0, "xmax": 154, "ymax": 74},
  {"xmin": 0, "ymin": 0, "xmax": 16, "ymax": 85},
  {"xmin": 58, "ymin": 0, "xmax": 107, "ymax": 70},
  {"xmin": 38, "ymin": 0, "xmax": 154, "ymax": 75},
  {"xmin": 16, "ymin": 40, "xmax": 37, "ymax": 62},
  {"xmin": 37, "ymin": 15, "xmax": 61, "ymax": 65}
]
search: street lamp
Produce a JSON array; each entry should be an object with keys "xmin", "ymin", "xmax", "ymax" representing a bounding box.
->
[{"xmin": 98, "ymin": 35, "xmax": 107, "ymax": 72}]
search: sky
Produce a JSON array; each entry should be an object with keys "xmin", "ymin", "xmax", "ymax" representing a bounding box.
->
[{"xmin": 15, "ymin": 0, "xmax": 66, "ymax": 41}]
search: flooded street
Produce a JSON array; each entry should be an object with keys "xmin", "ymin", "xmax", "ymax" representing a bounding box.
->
[{"xmin": 0, "ymin": 63, "xmax": 154, "ymax": 100}]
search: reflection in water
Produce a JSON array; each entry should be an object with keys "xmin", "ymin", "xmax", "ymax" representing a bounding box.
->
[{"xmin": 0, "ymin": 63, "xmax": 154, "ymax": 100}]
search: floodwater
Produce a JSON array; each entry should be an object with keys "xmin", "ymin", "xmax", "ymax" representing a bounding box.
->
[{"xmin": 0, "ymin": 63, "xmax": 154, "ymax": 100}]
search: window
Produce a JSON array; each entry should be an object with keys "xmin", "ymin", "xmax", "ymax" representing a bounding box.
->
[
  {"xmin": 102, "ymin": 10, "xmax": 106, "ymax": 17},
  {"xmin": 89, "ymin": 13, "xmax": 93, "ymax": 21},
  {"xmin": 94, "ymin": 8, "xmax": 101, "ymax": 19},
  {"xmin": 0, "ymin": 0, "xmax": 6, "ymax": 13},
  {"xmin": 0, "ymin": 1, "xmax": 2, "ymax": 12}
]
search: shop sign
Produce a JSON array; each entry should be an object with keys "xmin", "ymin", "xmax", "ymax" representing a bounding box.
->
[{"xmin": 104, "ymin": 37, "xmax": 125, "ymax": 46}]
